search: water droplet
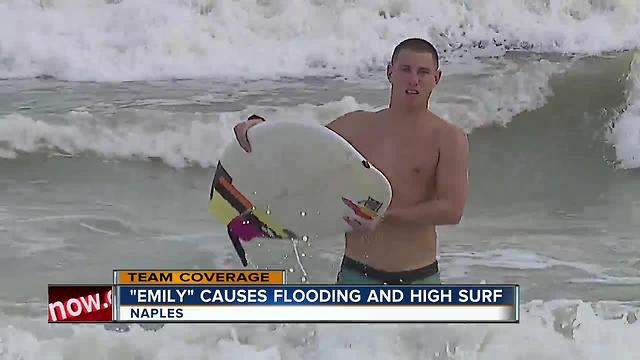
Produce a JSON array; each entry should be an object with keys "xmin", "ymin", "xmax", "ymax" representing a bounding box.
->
[
  {"xmin": 257, "ymin": 243, "xmax": 261, "ymax": 247},
  {"xmin": 301, "ymin": 253, "xmax": 306, "ymax": 257},
  {"xmin": 288, "ymin": 268, "xmax": 294, "ymax": 272},
  {"xmin": 302, "ymin": 235, "xmax": 309, "ymax": 242},
  {"xmin": 252, "ymin": 191, "xmax": 257, "ymax": 195},
  {"xmin": 300, "ymin": 211, "xmax": 306, "ymax": 217},
  {"xmin": 301, "ymin": 275, "xmax": 308, "ymax": 282},
  {"xmin": 265, "ymin": 209, "xmax": 271, "ymax": 215}
]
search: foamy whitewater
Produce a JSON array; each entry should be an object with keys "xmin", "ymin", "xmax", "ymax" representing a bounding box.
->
[{"xmin": 1, "ymin": 0, "xmax": 639, "ymax": 359}]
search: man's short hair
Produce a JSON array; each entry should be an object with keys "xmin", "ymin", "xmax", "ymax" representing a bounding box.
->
[{"xmin": 391, "ymin": 38, "xmax": 439, "ymax": 69}]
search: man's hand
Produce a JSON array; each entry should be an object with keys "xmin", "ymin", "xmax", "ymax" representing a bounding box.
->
[
  {"xmin": 233, "ymin": 114, "xmax": 266, "ymax": 152},
  {"xmin": 343, "ymin": 215, "xmax": 378, "ymax": 235}
]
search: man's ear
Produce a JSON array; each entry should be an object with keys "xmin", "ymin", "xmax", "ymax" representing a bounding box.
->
[
  {"xmin": 435, "ymin": 70, "xmax": 442, "ymax": 85},
  {"xmin": 386, "ymin": 63, "xmax": 392, "ymax": 82}
]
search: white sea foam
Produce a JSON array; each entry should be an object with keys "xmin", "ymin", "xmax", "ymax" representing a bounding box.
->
[
  {"xmin": 432, "ymin": 59, "xmax": 565, "ymax": 129},
  {"xmin": 608, "ymin": 51, "xmax": 640, "ymax": 169},
  {"xmin": 0, "ymin": 54, "xmax": 566, "ymax": 168},
  {"xmin": 1, "ymin": 0, "xmax": 639, "ymax": 81},
  {"xmin": 0, "ymin": 111, "xmax": 234, "ymax": 168},
  {"xmin": 442, "ymin": 249, "xmax": 608, "ymax": 275},
  {"xmin": 0, "ymin": 97, "xmax": 363, "ymax": 167},
  {"xmin": 0, "ymin": 300, "xmax": 638, "ymax": 360}
]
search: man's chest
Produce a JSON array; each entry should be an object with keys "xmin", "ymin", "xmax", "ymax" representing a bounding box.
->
[{"xmin": 348, "ymin": 131, "xmax": 439, "ymax": 195}]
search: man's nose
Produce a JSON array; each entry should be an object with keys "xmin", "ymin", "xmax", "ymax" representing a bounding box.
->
[{"xmin": 408, "ymin": 72, "xmax": 419, "ymax": 86}]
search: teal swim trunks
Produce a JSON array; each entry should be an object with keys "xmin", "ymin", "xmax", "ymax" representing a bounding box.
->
[{"xmin": 336, "ymin": 256, "xmax": 441, "ymax": 285}]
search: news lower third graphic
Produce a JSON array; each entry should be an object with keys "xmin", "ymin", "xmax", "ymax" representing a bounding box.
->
[{"xmin": 48, "ymin": 270, "xmax": 520, "ymax": 323}]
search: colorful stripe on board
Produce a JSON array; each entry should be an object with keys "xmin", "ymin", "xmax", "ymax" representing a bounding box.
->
[{"xmin": 208, "ymin": 161, "xmax": 297, "ymax": 266}]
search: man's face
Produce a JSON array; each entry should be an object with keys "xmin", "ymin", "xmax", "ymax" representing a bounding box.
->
[{"xmin": 387, "ymin": 49, "xmax": 441, "ymax": 108}]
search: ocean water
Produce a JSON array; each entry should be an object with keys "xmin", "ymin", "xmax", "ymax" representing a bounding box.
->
[{"xmin": 1, "ymin": 0, "xmax": 639, "ymax": 359}]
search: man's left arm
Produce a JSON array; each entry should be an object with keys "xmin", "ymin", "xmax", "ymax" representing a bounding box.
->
[{"xmin": 383, "ymin": 126, "xmax": 469, "ymax": 226}]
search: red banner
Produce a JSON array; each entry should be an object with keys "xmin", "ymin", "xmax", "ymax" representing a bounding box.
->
[{"xmin": 48, "ymin": 285, "xmax": 113, "ymax": 322}]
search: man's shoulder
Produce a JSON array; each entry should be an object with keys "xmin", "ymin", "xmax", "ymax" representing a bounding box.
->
[
  {"xmin": 444, "ymin": 121, "xmax": 467, "ymax": 142},
  {"xmin": 341, "ymin": 109, "xmax": 380, "ymax": 121},
  {"xmin": 426, "ymin": 112, "xmax": 468, "ymax": 156},
  {"xmin": 429, "ymin": 112, "xmax": 467, "ymax": 140},
  {"xmin": 326, "ymin": 110, "xmax": 377, "ymax": 131}
]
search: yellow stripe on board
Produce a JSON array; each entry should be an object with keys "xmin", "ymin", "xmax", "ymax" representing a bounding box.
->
[
  {"xmin": 208, "ymin": 191, "xmax": 240, "ymax": 224},
  {"xmin": 252, "ymin": 207, "xmax": 291, "ymax": 239}
]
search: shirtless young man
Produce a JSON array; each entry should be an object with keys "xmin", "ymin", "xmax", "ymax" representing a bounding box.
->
[{"xmin": 233, "ymin": 38, "xmax": 469, "ymax": 285}]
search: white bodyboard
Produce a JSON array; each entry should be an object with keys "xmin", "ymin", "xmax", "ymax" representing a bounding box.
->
[{"xmin": 208, "ymin": 121, "xmax": 392, "ymax": 266}]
